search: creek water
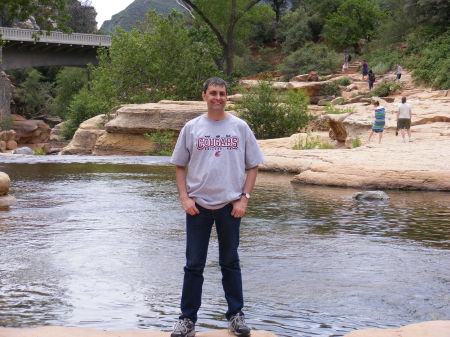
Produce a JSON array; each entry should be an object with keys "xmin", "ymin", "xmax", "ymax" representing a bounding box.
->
[{"xmin": 0, "ymin": 155, "xmax": 449, "ymax": 337}]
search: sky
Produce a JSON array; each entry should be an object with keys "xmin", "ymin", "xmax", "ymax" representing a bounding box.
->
[{"xmin": 89, "ymin": 0, "xmax": 135, "ymax": 28}]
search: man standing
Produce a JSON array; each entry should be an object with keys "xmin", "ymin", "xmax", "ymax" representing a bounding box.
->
[
  {"xmin": 170, "ymin": 77, "xmax": 264, "ymax": 337},
  {"xmin": 396, "ymin": 96, "xmax": 413, "ymax": 142}
]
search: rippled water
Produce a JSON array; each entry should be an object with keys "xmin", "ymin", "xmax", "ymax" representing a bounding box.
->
[{"xmin": 0, "ymin": 155, "xmax": 449, "ymax": 336}]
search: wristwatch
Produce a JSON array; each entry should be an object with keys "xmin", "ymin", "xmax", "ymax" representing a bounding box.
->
[{"xmin": 240, "ymin": 193, "xmax": 251, "ymax": 199}]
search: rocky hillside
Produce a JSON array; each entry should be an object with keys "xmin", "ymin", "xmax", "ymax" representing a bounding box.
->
[{"xmin": 100, "ymin": 0, "xmax": 186, "ymax": 33}]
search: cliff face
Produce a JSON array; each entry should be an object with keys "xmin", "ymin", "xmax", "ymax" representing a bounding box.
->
[
  {"xmin": 0, "ymin": 71, "xmax": 12, "ymax": 123},
  {"xmin": 100, "ymin": 0, "xmax": 186, "ymax": 33}
]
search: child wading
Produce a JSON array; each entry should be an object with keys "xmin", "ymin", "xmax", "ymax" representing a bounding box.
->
[{"xmin": 368, "ymin": 101, "xmax": 386, "ymax": 144}]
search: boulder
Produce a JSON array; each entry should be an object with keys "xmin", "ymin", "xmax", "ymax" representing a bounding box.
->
[
  {"xmin": 343, "ymin": 320, "xmax": 450, "ymax": 337},
  {"xmin": 291, "ymin": 73, "xmax": 310, "ymax": 82},
  {"xmin": 0, "ymin": 195, "xmax": 16, "ymax": 208},
  {"xmin": 49, "ymin": 122, "xmax": 66, "ymax": 141},
  {"xmin": 11, "ymin": 119, "xmax": 51, "ymax": 144},
  {"xmin": 6, "ymin": 140, "xmax": 17, "ymax": 150},
  {"xmin": 0, "ymin": 141, "xmax": 6, "ymax": 152},
  {"xmin": 93, "ymin": 133, "xmax": 154, "ymax": 156},
  {"xmin": 60, "ymin": 115, "xmax": 106, "ymax": 155},
  {"xmin": 12, "ymin": 147, "xmax": 33, "ymax": 155},
  {"xmin": 0, "ymin": 172, "xmax": 10, "ymax": 195},
  {"xmin": 331, "ymin": 97, "xmax": 345, "ymax": 105},
  {"xmin": 0, "ymin": 130, "xmax": 16, "ymax": 141},
  {"xmin": 352, "ymin": 190, "xmax": 390, "ymax": 200},
  {"xmin": 307, "ymin": 71, "xmax": 319, "ymax": 81},
  {"xmin": 105, "ymin": 103, "xmax": 208, "ymax": 134}
]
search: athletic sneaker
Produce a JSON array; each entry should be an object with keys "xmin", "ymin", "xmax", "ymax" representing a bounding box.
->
[
  {"xmin": 171, "ymin": 318, "xmax": 195, "ymax": 337},
  {"xmin": 229, "ymin": 313, "xmax": 251, "ymax": 336},
  {"xmin": 409, "ymin": 138, "xmax": 415, "ymax": 142}
]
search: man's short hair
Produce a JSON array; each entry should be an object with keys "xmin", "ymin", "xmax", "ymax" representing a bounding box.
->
[
  {"xmin": 402, "ymin": 96, "xmax": 407, "ymax": 103},
  {"xmin": 203, "ymin": 77, "xmax": 228, "ymax": 93}
]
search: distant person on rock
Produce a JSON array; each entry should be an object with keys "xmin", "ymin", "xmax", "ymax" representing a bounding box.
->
[
  {"xmin": 362, "ymin": 60, "xmax": 369, "ymax": 80},
  {"xmin": 396, "ymin": 96, "xmax": 413, "ymax": 142},
  {"xmin": 396, "ymin": 64, "xmax": 403, "ymax": 81},
  {"xmin": 368, "ymin": 101, "xmax": 385, "ymax": 144},
  {"xmin": 368, "ymin": 70, "xmax": 376, "ymax": 90},
  {"xmin": 170, "ymin": 77, "xmax": 264, "ymax": 337},
  {"xmin": 342, "ymin": 54, "xmax": 349, "ymax": 72}
]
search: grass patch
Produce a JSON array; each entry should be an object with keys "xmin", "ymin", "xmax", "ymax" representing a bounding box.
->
[
  {"xmin": 324, "ymin": 103, "xmax": 356, "ymax": 114},
  {"xmin": 292, "ymin": 132, "xmax": 335, "ymax": 150},
  {"xmin": 352, "ymin": 136, "xmax": 362, "ymax": 148}
]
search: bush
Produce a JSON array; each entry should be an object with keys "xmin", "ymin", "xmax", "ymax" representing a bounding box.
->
[
  {"xmin": 367, "ymin": 81, "xmax": 403, "ymax": 97},
  {"xmin": 352, "ymin": 136, "xmax": 362, "ymax": 148},
  {"xmin": 278, "ymin": 42, "xmax": 341, "ymax": 80},
  {"xmin": 50, "ymin": 67, "xmax": 88, "ymax": 119},
  {"xmin": 236, "ymin": 80, "xmax": 312, "ymax": 139},
  {"xmin": 277, "ymin": 8, "xmax": 313, "ymax": 53},
  {"xmin": 144, "ymin": 130, "xmax": 176, "ymax": 156},
  {"xmin": 333, "ymin": 77, "xmax": 351, "ymax": 86},
  {"xmin": 320, "ymin": 82, "xmax": 341, "ymax": 96}
]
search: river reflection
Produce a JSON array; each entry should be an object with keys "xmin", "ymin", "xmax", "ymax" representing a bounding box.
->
[{"xmin": 0, "ymin": 156, "xmax": 449, "ymax": 336}]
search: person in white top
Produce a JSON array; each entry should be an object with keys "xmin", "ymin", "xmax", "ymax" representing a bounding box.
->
[
  {"xmin": 396, "ymin": 96, "xmax": 413, "ymax": 142},
  {"xmin": 396, "ymin": 64, "xmax": 402, "ymax": 81}
]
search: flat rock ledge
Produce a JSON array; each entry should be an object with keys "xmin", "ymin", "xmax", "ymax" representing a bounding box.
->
[
  {"xmin": 0, "ymin": 327, "xmax": 276, "ymax": 337},
  {"xmin": 343, "ymin": 320, "xmax": 450, "ymax": 337}
]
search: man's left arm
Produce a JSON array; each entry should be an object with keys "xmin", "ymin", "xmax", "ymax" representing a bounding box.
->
[{"xmin": 231, "ymin": 166, "xmax": 259, "ymax": 218}]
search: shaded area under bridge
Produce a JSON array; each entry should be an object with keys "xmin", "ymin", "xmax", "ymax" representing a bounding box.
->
[{"xmin": 0, "ymin": 27, "xmax": 112, "ymax": 70}]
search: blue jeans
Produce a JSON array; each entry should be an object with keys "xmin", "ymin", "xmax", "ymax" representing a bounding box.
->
[{"xmin": 180, "ymin": 203, "xmax": 243, "ymax": 323}]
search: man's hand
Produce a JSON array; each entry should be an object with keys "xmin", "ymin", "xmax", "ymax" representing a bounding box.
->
[
  {"xmin": 231, "ymin": 197, "xmax": 248, "ymax": 218},
  {"xmin": 181, "ymin": 196, "xmax": 200, "ymax": 216}
]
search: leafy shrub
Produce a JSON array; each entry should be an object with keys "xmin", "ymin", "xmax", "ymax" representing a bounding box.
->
[
  {"xmin": 352, "ymin": 136, "xmax": 362, "ymax": 148},
  {"xmin": 32, "ymin": 148, "xmax": 46, "ymax": 155},
  {"xmin": 333, "ymin": 77, "xmax": 351, "ymax": 86},
  {"xmin": 236, "ymin": 80, "xmax": 312, "ymax": 139},
  {"xmin": 50, "ymin": 67, "xmax": 88, "ymax": 119},
  {"xmin": 320, "ymin": 82, "xmax": 341, "ymax": 96},
  {"xmin": 278, "ymin": 42, "xmax": 341, "ymax": 80},
  {"xmin": 367, "ymin": 81, "xmax": 403, "ymax": 97},
  {"xmin": 324, "ymin": 103, "xmax": 355, "ymax": 114},
  {"xmin": 277, "ymin": 8, "xmax": 313, "ymax": 53},
  {"xmin": 144, "ymin": 130, "xmax": 176, "ymax": 156}
]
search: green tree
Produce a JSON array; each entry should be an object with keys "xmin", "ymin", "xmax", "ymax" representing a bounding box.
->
[
  {"xmin": 236, "ymin": 80, "xmax": 312, "ymax": 139},
  {"xmin": 269, "ymin": 0, "xmax": 288, "ymax": 23},
  {"xmin": 403, "ymin": 0, "xmax": 450, "ymax": 30},
  {"xmin": 0, "ymin": 0, "xmax": 68, "ymax": 31},
  {"xmin": 50, "ymin": 67, "xmax": 88, "ymax": 118},
  {"xmin": 278, "ymin": 8, "xmax": 313, "ymax": 52},
  {"xmin": 180, "ymin": 0, "xmax": 267, "ymax": 76},
  {"xmin": 15, "ymin": 69, "xmax": 53, "ymax": 119},
  {"xmin": 322, "ymin": 0, "xmax": 384, "ymax": 53},
  {"xmin": 279, "ymin": 42, "xmax": 341, "ymax": 79},
  {"xmin": 62, "ymin": 10, "xmax": 222, "ymax": 139}
]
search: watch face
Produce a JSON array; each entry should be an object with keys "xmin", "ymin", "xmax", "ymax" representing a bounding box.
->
[{"xmin": 243, "ymin": 193, "xmax": 251, "ymax": 199}]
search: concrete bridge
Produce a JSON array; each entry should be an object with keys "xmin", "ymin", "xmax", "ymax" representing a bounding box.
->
[{"xmin": 0, "ymin": 27, "xmax": 112, "ymax": 70}]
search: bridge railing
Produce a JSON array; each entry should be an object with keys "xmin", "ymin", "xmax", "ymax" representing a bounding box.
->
[{"xmin": 0, "ymin": 27, "xmax": 111, "ymax": 47}]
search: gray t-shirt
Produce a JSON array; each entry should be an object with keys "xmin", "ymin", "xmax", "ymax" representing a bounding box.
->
[{"xmin": 170, "ymin": 113, "xmax": 264, "ymax": 209}]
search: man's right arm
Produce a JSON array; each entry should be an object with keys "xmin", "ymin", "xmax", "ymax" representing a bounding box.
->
[{"xmin": 175, "ymin": 165, "xmax": 199, "ymax": 216}]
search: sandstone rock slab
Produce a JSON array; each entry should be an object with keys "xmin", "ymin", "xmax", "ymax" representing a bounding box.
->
[
  {"xmin": 0, "ymin": 327, "xmax": 277, "ymax": 337},
  {"xmin": 93, "ymin": 133, "xmax": 154, "ymax": 156},
  {"xmin": 343, "ymin": 320, "xmax": 450, "ymax": 337},
  {"xmin": 105, "ymin": 103, "xmax": 208, "ymax": 134}
]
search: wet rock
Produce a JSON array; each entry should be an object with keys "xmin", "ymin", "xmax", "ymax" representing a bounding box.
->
[
  {"xmin": 0, "ymin": 195, "xmax": 16, "ymax": 208},
  {"xmin": 12, "ymin": 147, "xmax": 33, "ymax": 155},
  {"xmin": 352, "ymin": 191, "xmax": 390, "ymax": 200},
  {"xmin": 0, "ymin": 172, "xmax": 10, "ymax": 195}
]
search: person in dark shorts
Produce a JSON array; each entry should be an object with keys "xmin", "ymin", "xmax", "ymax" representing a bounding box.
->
[
  {"xmin": 396, "ymin": 96, "xmax": 413, "ymax": 142},
  {"xmin": 368, "ymin": 101, "xmax": 385, "ymax": 144},
  {"xmin": 396, "ymin": 64, "xmax": 402, "ymax": 81},
  {"xmin": 368, "ymin": 70, "xmax": 376, "ymax": 90}
]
